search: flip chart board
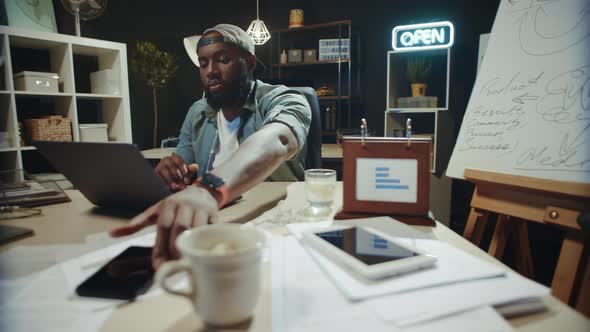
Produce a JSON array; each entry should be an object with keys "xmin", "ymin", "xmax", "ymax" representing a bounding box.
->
[{"xmin": 447, "ymin": 0, "xmax": 590, "ymax": 183}]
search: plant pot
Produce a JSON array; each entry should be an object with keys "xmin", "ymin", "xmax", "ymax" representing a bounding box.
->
[{"xmin": 411, "ymin": 83, "xmax": 427, "ymax": 97}]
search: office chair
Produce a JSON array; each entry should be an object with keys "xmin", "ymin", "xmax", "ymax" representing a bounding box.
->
[{"xmin": 291, "ymin": 87, "xmax": 322, "ymax": 169}]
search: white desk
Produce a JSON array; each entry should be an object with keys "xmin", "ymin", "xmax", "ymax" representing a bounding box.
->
[{"xmin": 1, "ymin": 182, "xmax": 588, "ymax": 331}]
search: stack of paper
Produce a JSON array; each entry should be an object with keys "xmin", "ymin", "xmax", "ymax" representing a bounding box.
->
[{"xmin": 272, "ymin": 218, "xmax": 550, "ymax": 331}]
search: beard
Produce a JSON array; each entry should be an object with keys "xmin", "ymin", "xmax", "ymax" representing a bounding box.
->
[{"xmin": 205, "ymin": 69, "xmax": 251, "ymax": 110}]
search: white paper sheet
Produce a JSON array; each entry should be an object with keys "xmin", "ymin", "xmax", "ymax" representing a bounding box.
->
[
  {"xmin": 0, "ymin": 230, "xmax": 158, "ymax": 332},
  {"xmin": 287, "ymin": 221, "xmax": 506, "ymax": 300},
  {"xmin": 271, "ymin": 236, "xmax": 513, "ymax": 332},
  {"xmin": 369, "ymin": 270, "xmax": 549, "ymax": 326}
]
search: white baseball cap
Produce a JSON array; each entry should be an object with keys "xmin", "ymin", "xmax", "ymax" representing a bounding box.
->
[{"xmin": 183, "ymin": 24, "xmax": 255, "ymax": 68}]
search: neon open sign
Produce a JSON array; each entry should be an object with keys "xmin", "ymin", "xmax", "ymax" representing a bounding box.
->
[{"xmin": 392, "ymin": 21, "xmax": 454, "ymax": 51}]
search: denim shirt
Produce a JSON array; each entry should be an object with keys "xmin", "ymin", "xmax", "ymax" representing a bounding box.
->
[{"xmin": 174, "ymin": 80, "xmax": 311, "ymax": 181}]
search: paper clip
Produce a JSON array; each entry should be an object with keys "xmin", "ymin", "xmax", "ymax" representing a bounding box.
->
[
  {"xmin": 361, "ymin": 118, "xmax": 367, "ymax": 147},
  {"xmin": 406, "ymin": 118, "xmax": 412, "ymax": 148}
]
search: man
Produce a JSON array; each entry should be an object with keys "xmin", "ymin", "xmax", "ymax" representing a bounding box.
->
[{"xmin": 110, "ymin": 24, "xmax": 311, "ymax": 269}]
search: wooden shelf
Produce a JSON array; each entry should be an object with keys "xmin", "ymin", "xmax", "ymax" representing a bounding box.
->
[
  {"xmin": 318, "ymin": 96, "xmax": 359, "ymax": 102},
  {"xmin": 273, "ymin": 59, "xmax": 350, "ymax": 68},
  {"xmin": 272, "ymin": 20, "xmax": 352, "ymax": 33}
]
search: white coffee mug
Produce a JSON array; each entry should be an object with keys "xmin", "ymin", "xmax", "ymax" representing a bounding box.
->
[{"xmin": 156, "ymin": 224, "xmax": 266, "ymax": 326}]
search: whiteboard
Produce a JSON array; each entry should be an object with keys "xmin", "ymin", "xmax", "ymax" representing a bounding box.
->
[{"xmin": 447, "ymin": 0, "xmax": 590, "ymax": 183}]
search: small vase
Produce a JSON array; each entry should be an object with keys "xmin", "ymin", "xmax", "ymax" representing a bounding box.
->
[
  {"xmin": 289, "ymin": 9, "xmax": 304, "ymax": 28},
  {"xmin": 411, "ymin": 83, "xmax": 427, "ymax": 97}
]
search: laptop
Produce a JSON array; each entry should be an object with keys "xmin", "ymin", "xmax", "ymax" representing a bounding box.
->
[{"xmin": 34, "ymin": 141, "xmax": 171, "ymax": 211}]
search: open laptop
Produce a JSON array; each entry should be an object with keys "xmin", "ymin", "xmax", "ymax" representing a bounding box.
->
[{"xmin": 34, "ymin": 141, "xmax": 172, "ymax": 211}]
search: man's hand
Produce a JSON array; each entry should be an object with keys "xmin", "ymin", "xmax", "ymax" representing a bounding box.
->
[
  {"xmin": 109, "ymin": 186, "xmax": 220, "ymax": 269},
  {"xmin": 155, "ymin": 155, "xmax": 198, "ymax": 190}
]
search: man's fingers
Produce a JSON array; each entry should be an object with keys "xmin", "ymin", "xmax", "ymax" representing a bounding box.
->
[
  {"xmin": 208, "ymin": 212, "xmax": 220, "ymax": 225},
  {"xmin": 109, "ymin": 203, "xmax": 160, "ymax": 237},
  {"xmin": 171, "ymin": 155, "xmax": 188, "ymax": 176},
  {"xmin": 193, "ymin": 210, "xmax": 208, "ymax": 227},
  {"xmin": 152, "ymin": 224, "xmax": 172, "ymax": 270},
  {"xmin": 187, "ymin": 163, "xmax": 199, "ymax": 174}
]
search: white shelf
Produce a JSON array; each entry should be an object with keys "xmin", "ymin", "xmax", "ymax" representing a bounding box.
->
[
  {"xmin": 385, "ymin": 108, "xmax": 446, "ymax": 113},
  {"xmin": 76, "ymin": 93, "xmax": 123, "ymax": 99},
  {"xmin": 14, "ymin": 91, "xmax": 74, "ymax": 97},
  {"xmin": 0, "ymin": 147, "xmax": 19, "ymax": 152},
  {"xmin": 0, "ymin": 26, "xmax": 132, "ymax": 173}
]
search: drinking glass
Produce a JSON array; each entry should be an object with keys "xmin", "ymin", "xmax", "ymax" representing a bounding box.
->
[{"xmin": 304, "ymin": 169, "xmax": 336, "ymax": 217}]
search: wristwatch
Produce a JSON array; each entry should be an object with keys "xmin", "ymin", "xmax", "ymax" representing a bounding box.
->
[{"xmin": 194, "ymin": 173, "xmax": 229, "ymax": 208}]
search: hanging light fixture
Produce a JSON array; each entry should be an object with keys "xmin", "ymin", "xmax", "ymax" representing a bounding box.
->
[{"xmin": 246, "ymin": 0, "xmax": 271, "ymax": 45}]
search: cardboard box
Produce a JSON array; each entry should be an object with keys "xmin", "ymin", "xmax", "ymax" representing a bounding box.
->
[
  {"xmin": 14, "ymin": 71, "xmax": 59, "ymax": 93},
  {"xmin": 304, "ymin": 49, "xmax": 317, "ymax": 62},
  {"xmin": 397, "ymin": 96, "xmax": 438, "ymax": 108},
  {"xmin": 90, "ymin": 69, "xmax": 120, "ymax": 95},
  {"xmin": 288, "ymin": 49, "xmax": 302, "ymax": 63},
  {"xmin": 79, "ymin": 123, "xmax": 108, "ymax": 142}
]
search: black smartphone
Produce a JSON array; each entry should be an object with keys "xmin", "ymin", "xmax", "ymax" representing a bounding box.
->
[{"xmin": 75, "ymin": 246, "xmax": 154, "ymax": 300}]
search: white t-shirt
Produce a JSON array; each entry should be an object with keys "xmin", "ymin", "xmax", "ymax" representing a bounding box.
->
[{"xmin": 212, "ymin": 109, "xmax": 241, "ymax": 169}]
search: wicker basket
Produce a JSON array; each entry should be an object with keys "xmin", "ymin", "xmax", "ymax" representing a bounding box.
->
[{"xmin": 25, "ymin": 115, "xmax": 72, "ymax": 143}]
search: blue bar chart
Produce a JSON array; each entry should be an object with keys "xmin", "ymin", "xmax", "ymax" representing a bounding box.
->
[{"xmin": 356, "ymin": 158, "xmax": 418, "ymax": 202}]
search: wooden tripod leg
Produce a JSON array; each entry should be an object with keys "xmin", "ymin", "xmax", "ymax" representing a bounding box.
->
[
  {"xmin": 552, "ymin": 232, "xmax": 585, "ymax": 305},
  {"xmin": 513, "ymin": 219, "xmax": 535, "ymax": 279},
  {"xmin": 575, "ymin": 245, "xmax": 590, "ymax": 317},
  {"xmin": 488, "ymin": 215, "xmax": 512, "ymax": 260},
  {"xmin": 463, "ymin": 208, "xmax": 490, "ymax": 247}
]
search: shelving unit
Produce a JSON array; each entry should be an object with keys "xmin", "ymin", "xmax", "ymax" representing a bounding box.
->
[
  {"xmin": 0, "ymin": 26, "xmax": 131, "ymax": 176},
  {"xmin": 384, "ymin": 48, "xmax": 451, "ymax": 173},
  {"xmin": 383, "ymin": 47, "xmax": 453, "ymax": 225},
  {"xmin": 268, "ymin": 20, "xmax": 361, "ymax": 143}
]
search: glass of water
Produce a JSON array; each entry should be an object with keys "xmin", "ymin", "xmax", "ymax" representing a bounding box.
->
[{"xmin": 304, "ymin": 169, "xmax": 336, "ymax": 218}]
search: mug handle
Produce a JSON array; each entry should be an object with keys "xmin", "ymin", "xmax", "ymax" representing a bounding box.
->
[{"xmin": 156, "ymin": 259, "xmax": 197, "ymax": 299}]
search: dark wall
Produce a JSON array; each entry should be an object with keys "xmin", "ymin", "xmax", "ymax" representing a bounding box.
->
[{"xmin": 53, "ymin": 0, "xmax": 500, "ymax": 150}]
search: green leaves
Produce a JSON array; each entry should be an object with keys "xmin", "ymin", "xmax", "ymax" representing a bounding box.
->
[
  {"xmin": 130, "ymin": 41, "xmax": 178, "ymax": 88},
  {"xmin": 405, "ymin": 56, "xmax": 432, "ymax": 84}
]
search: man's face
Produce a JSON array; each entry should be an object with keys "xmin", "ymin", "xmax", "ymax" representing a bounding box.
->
[{"xmin": 197, "ymin": 33, "xmax": 252, "ymax": 109}]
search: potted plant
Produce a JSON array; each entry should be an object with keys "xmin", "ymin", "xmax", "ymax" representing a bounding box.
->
[
  {"xmin": 130, "ymin": 41, "xmax": 178, "ymax": 148},
  {"xmin": 405, "ymin": 56, "xmax": 432, "ymax": 97}
]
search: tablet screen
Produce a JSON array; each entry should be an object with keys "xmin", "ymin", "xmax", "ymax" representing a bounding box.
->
[{"xmin": 314, "ymin": 227, "xmax": 418, "ymax": 266}]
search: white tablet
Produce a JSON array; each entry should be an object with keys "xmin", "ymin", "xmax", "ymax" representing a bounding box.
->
[{"xmin": 302, "ymin": 225, "xmax": 436, "ymax": 280}]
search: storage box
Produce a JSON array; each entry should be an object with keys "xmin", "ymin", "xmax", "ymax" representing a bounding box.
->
[
  {"xmin": 288, "ymin": 49, "xmax": 302, "ymax": 63},
  {"xmin": 25, "ymin": 116, "xmax": 72, "ymax": 142},
  {"xmin": 14, "ymin": 71, "xmax": 59, "ymax": 93},
  {"xmin": 79, "ymin": 123, "xmax": 108, "ymax": 142},
  {"xmin": 90, "ymin": 69, "xmax": 120, "ymax": 95},
  {"xmin": 319, "ymin": 39, "xmax": 350, "ymax": 61},
  {"xmin": 304, "ymin": 49, "xmax": 317, "ymax": 62},
  {"xmin": 397, "ymin": 96, "xmax": 438, "ymax": 108}
]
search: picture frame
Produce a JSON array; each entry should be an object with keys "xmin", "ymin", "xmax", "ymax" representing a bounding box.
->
[{"xmin": 3, "ymin": 0, "xmax": 58, "ymax": 33}]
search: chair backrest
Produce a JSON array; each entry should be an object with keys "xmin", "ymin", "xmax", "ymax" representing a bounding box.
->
[{"xmin": 291, "ymin": 87, "xmax": 322, "ymax": 169}]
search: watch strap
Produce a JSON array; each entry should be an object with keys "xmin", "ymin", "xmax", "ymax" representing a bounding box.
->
[{"xmin": 193, "ymin": 176, "xmax": 229, "ymax": 208}]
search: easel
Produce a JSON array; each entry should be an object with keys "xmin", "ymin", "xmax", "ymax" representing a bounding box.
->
[{"xmin": 462, "ymin": 168, "xmax": 590, "ymax": 315}]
